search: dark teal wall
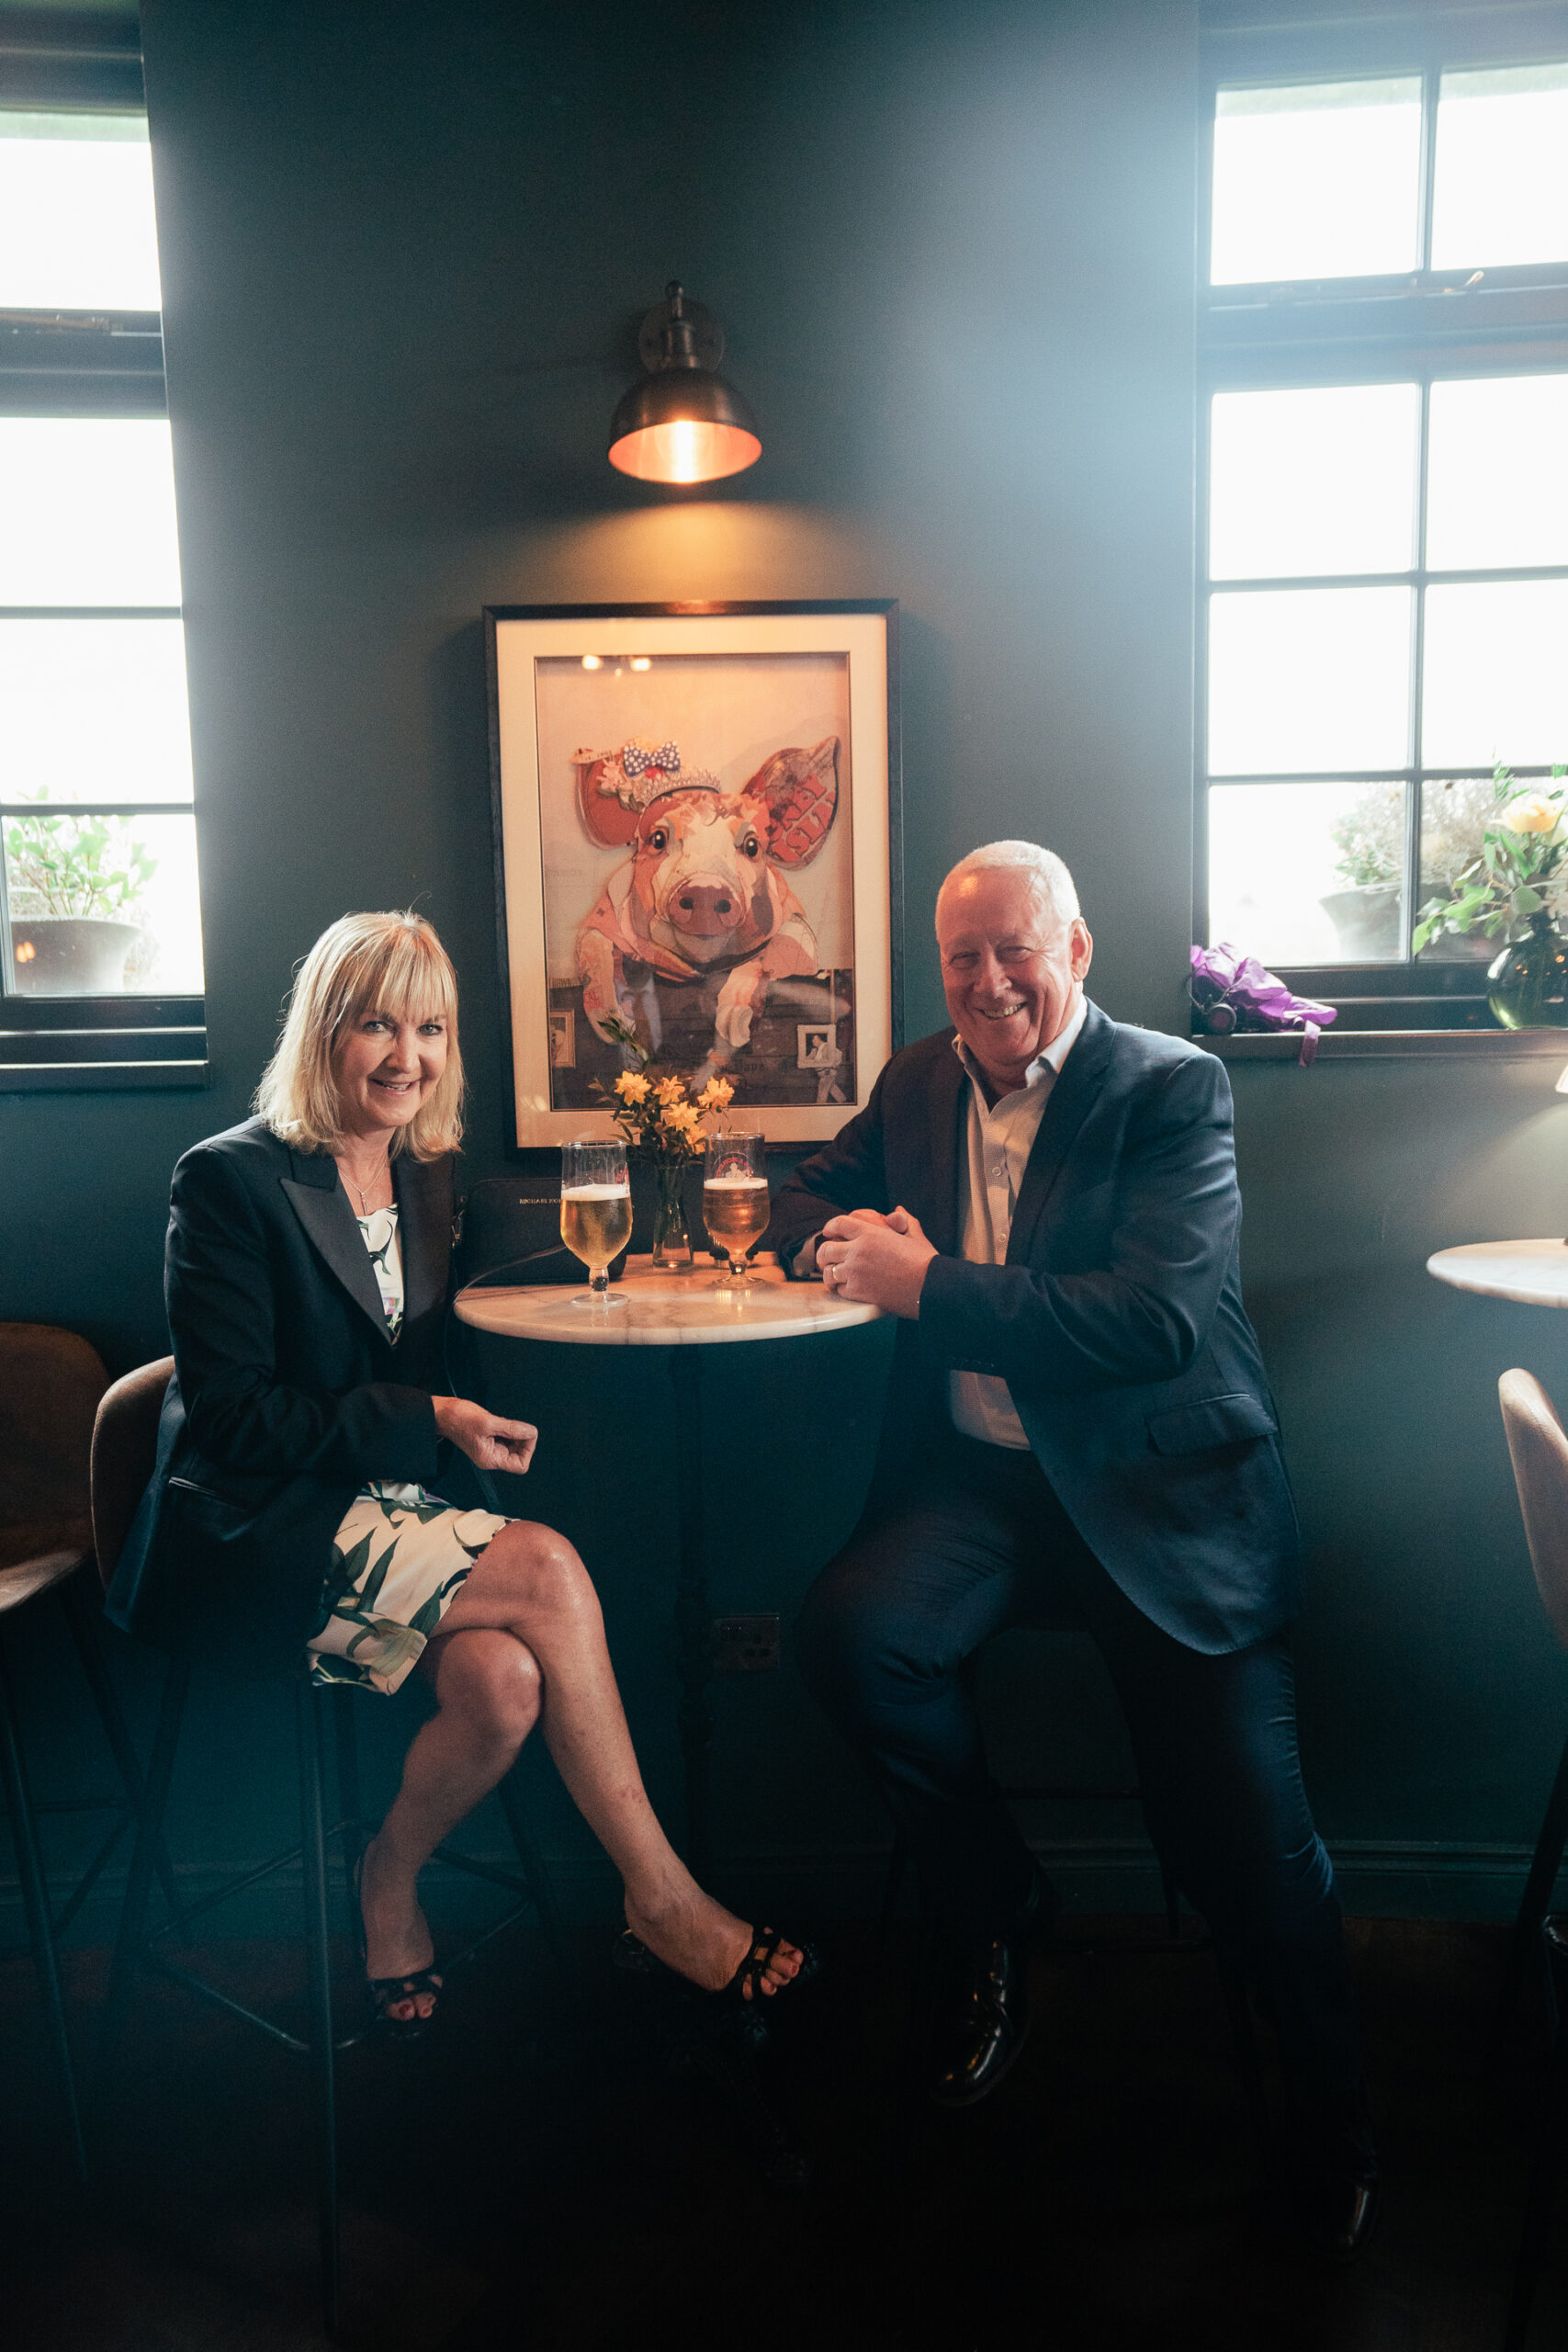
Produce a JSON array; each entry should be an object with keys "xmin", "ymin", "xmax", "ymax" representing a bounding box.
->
[{"xmin": 6, "ymin": 0, "xmax": 1562, "ymax": 1924}]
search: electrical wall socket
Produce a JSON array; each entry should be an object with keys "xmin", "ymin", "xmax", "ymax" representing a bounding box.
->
[{"xmin": 711, "ymin": 1613, "xmax": 782, "ymax": 1673}]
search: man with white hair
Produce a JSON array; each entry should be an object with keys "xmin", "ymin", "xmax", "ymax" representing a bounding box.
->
[{"xmin": 771, "ymin": 841, "xmax": 1376, "ymax": 2256}]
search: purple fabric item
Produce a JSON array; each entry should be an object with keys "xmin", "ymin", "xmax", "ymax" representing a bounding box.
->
[{"xmin": 1190, "ymin": 944, "xmax": 1337, "ymax": 1069}]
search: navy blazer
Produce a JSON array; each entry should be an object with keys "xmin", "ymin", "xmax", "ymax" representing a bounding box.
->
[
  {"xmin": 769, "ymin": 1003, "xmax": 1301, "ymax": 1655},
  {"xmin": 107, "ymin": 1118, "xmax": 454, "ymax": 1679}
]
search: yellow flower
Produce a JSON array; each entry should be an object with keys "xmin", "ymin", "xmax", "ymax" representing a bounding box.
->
[
  {"xmin": 1500, "ymin": 792, "xmax": 1562, "ymax": 835},
  {"xmin": 614, "ymin": 1070, "xmax": 650, "ymax": 1102},
  {"xmin": 654, "ymin": 1075, "xmax": 686, "ymax": 1104},
  {"xmin": 696, "ymin": 1078, "xmax": 734, "ymax": 1111},
  {"xmin": 663, "ymin": 1102, "xmax": 702, "ymax": 1137}
]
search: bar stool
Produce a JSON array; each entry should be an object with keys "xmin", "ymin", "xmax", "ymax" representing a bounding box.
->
[
  {"xmin": 0, "ymin": 1322, "xmax": 175, "ymax": 2182},
  {"xmin": 1495, "ymin": 1369, "xmax": 1568, "ymax": 2349},
  {"xmin": 93, "ymin": 1358, "xmax": 569, "ymax": 2339}
]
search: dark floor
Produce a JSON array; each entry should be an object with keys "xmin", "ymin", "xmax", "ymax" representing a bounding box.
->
[{"xmin": 0, "ymin": 1907, "xmax": 1562, "ymax": 2352}]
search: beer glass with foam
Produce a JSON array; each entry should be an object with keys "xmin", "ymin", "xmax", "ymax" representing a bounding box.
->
[
  {"xmin": 703, "ymin": 1131, "xmax": 768, "ymax": 1288},
  {"xmin": 560, "ymin": 1138, "xmax": 631, "ymax": 1306}
]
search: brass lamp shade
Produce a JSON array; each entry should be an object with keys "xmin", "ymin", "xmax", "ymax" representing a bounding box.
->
[{"xmin": 608, "ymin": 282, "xmax": 761, "ymax": 485}]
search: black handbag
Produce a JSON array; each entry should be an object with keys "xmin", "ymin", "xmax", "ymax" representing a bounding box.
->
[{"xmin": 454, "ymin": 1176, "xmax": 628, "ymax": 1288}]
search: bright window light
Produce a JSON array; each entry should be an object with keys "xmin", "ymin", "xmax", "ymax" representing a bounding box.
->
[
  {"xmin": 1423, "ymin": 581, "xmax": 1568, "ymax": 767},
  {"xmin": 0, "ymin": 418, "xmax": 181, "ymax": 605},
  {"xmin": 1427, "ymin": 375, "xmax": 1568, "ymax": 571},
  {"xmin": 1208, "ymin": 587, "xmax": 1413, "ymax": 775},
  {"xmin": 0, "ymin": 618, "xmax": 193, "ymax": 805},
  {"xmin": 1431, "ymin": 64, "xmax": 1568, "ymax": 270},
  {"xmin": 1211, "ymin": 78, "xmax": 1422, "ymax": 285},
  {"xmin": 0, "ymin": 110, "xmax": 160, "ymax": 309},
  {"xmin": 1210, "ymin": 383, "xmax": 1419, "ymax": 580}
]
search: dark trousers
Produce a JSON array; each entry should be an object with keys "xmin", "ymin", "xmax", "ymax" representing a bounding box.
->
[{"xmin": 795, "ymin": 1432, "xmax": 1362, "ymax": 2103}]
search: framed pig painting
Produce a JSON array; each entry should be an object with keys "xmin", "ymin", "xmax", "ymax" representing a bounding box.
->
[{"xmin": 484, "ymin": 601, "xmax": 901, "ymax": 1150}]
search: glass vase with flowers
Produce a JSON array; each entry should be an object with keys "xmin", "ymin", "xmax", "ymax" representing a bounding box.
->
[
  {"xmin": 1413, "ymin": 762, "xmax": 1568, "ymax": 1029},
  {"xmin": 593, "ymin": 1017, "xmax": 736, "ymax": 1271}
]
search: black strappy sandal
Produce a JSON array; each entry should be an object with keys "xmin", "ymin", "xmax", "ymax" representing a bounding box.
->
[
  {"xmin": 367, "ymin": 1964, "xmax": 444, "ymax": 2043},
  {"xmin": 615, "ymin": 1923, "xmax": 819, "ymax": 2016},
  {"xmin": 353, "ymin": 1853, "xmax": 444, "ymax": 2043}
]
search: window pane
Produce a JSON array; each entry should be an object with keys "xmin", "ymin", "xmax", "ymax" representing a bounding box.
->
[
  {"xmin": 1211, "ymin": 78, "xmax": 1422, "ymax": 285},
  {"xmin": 1209, "ymin": 780, "xmax": 1407, "ymax": 964},
  {"xmin": 1210, "ymin": 384, "xmax": 1418, "ymax": 580},
  {"xmin": 1416, "ymin": 776, "xmax": 1502, "ymax": 963},
  {"xmin": 1208, "ymin": 587, "xmax": 1412, "ymax": 775},
  {"xmin": 6, "ymin": 809, "xmax": 202, "ymax": 997},
  {"xmin": 0, "ymin": 619, "xmax": 192, "ymax": 804},
  {"xmin": 1427, "ymin": 375, "xmax": 1568, "ymax": 571},
  {"xmin": 0, "ymin": 110, "xmax": 160, "ymax": 311},
  {"xmin": 0, "ymin": 419, "xmax": 181, "ymax": 605},
  {"xmin": 1431, "ymin": 63, "xmax": 1568, "ymax": 269},
  {"xmin": 1423, "ymin": 582, "xmax": 1568, "ymax": 767}
]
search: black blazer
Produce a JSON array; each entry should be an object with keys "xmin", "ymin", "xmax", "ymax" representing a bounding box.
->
[
  {"xmin": 107, "ymin": 1118, "xmax": 455, "ymax": 1679},
  {"xmin": 769, "ymin": 1003, "xmax": 1301, "ymax": 1655}
]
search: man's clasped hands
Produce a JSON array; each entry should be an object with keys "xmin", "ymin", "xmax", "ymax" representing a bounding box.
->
[{"xmin": 814, "ymin": 1205, "xmax": 937, "ymax": 1320}]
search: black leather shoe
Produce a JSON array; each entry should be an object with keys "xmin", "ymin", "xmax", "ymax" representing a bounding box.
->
[
  {"xmin": 926, "ymin": 1871, "xmax": 1053, "ymax": 2109},
  {"xmin": 1280, "ymin": 2085, "xmax": 1382, "ymax": 2262}
]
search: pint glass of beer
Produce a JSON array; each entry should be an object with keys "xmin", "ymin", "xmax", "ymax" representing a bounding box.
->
[
  {"xmin": 703, "ymin": 1132, "xmax": 768, "ymax": 1288},
  {"xmin": 560, "ymin": 1138, "xmax": 632, "ymax": 1306}
]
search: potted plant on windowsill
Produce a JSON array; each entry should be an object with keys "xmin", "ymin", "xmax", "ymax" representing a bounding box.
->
[
  {"xmin": 1319, "ymin": 788, "xmax": 1404, "ymax": 959},
  {"xmin": 1413, "ymin": 762, "xmax": 1568, "ymax": 1029},
  {"xmin": 5, "ymin": 804, "xmax": 159, "ymax": 998}
]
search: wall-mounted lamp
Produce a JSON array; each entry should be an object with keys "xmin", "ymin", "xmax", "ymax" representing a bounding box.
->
[{"xmin": 608, "ymin": 281, "xmax": 761, "ymax": 486}]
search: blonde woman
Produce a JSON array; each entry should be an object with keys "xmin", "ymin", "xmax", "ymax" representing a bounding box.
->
[{"xmin": 108, "ymin": 911, "xmax": 806, "ymax": 2036}]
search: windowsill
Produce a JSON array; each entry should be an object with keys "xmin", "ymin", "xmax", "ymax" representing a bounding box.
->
[
  {"xmin": 0, "ymin": 1059, "xmax": 210, "ymax": 1093},
  {"xmin": 1196, "ymin": 1029, "xmax": 1568, "ymax": 1061}
]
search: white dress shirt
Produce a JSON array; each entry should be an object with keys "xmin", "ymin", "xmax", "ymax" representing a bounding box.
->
[{"xmin": 948, "ymin": 994, "xmax": 1088, "ymax": 1448}]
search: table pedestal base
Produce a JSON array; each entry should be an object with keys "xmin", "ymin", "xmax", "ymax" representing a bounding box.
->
[{"xmin": 669, "ymin": 1346, "xmax": 715, "ymax": 1877}]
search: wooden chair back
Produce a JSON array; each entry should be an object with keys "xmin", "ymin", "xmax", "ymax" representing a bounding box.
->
[
  {"xmin": 1500, "ymin": 1368, "xmax": 1568, "ymax": 1653},
  {"xmin": 90, "ymin": 1357, "xmax": 174, "ymax": 1589},
  {"xmin": 0, "ymin": 1322, "xmax": 107, "ymax": 1573}
]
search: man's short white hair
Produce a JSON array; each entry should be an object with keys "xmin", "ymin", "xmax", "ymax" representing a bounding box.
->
[{"xmin": 937, "ymin": 841, "xmax": 1080, "ymax": 926}]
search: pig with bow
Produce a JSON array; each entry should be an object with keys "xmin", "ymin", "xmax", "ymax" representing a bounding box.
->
[{"xmin": 572, "ymin": 734, "xmax": 840, "ymax": 1071}]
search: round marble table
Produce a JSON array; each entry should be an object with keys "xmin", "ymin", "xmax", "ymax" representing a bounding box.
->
[
  {"xmin": 1427, "ymin": 1239, "xmax": 1568, "ymax": 1309},
  {"xmin": 455, "ymin": 1257, "xmax": 885, "ymax": 1871},
  {"xmin": 454, "ymin": 1256, "xmax": 883, "ymax": 1345}
]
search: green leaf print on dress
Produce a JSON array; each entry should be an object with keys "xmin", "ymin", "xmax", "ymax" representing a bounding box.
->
[{"xmin": 356, "ymin": 1205, "xmax": 403, "ymax": 1342}]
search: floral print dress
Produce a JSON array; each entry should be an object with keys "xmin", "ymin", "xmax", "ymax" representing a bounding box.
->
[{"xmin": 306, "ymin": 1204, "xmax": 511, "ymax": 1696}]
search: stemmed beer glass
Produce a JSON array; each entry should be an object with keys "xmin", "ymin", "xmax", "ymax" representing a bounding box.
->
[
  {"xmin": 702, "ymin": 1131, "xmax": 769, "ymax": 1288},
  {"xmin": 560, "ymin": 1138, "xmax": 631, "ymax": 1307}
]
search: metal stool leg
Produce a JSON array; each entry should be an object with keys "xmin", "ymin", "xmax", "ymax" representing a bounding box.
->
[
  {"xmin": 297, "ymin": 1681, "xmax": 341, "ymax": 2340},
  {"xmin": 1498, "ymin": 1728, "xmax": 1568, "ymax": 2048},
  {"xmin": 0, "ymin": 1627, "xmax": 87, "ymax": 2181},
  {"xmin": 496, "ymin": 1762, "xmax": 571, "ymax": 1977},
  {"xmin": 98, "ymin": 1655, "xmax": 188, "ymax": 2087},
  {"xmin": 59, "ymin": 1574, "xmax": 185, "ymax": 1928},
  {"xmin": 1505, "ymin": 1927, "xmax": 1568, "ymax": 2352},
  {"xmin": 332, "ymin": 1686, "xmax": 364, "ymax": 1951},
  {"xmin": 1160, "ymin": 1861, "xmax": 1181, "ymax": 1944}
]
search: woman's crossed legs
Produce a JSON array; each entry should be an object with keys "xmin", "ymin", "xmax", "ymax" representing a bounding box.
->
[{"xmin": 359, "ymin": 1518, "xmax": 802, "ymax": 2024}]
